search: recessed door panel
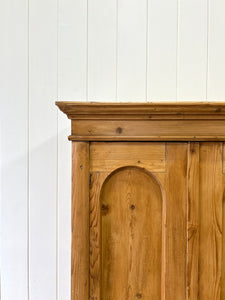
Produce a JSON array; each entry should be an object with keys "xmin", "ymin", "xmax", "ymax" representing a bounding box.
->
[{"xmin": 100, "ymin": 167, "xmax": 163, "ymax": 299}]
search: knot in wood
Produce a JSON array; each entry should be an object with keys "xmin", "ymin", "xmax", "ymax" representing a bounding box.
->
[
  {"xmin": 136, "ymin": 293, "xmax": 142, "ymax": 298},
  {"xmin": 116, "ymin": 127, "xmax": 123, "ymax": 134},
  {"xmin": 130, "ymin": 204, "xmax": 135, "ymax": 210}
]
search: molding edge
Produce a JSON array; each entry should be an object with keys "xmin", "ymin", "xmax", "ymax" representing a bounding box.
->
[{"xmin": 56, "ymin": 101, "xmax": 225, "ymax": 141}]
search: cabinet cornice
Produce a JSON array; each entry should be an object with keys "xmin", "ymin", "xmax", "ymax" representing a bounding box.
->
[{"xmin": 56, "ymin": 101, "xmax": 225, "ymax": 141}]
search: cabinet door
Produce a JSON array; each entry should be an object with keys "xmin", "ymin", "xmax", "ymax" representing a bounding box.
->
[{"xmin": 89, "ymin": 142, "xmax": 225, "ymax": 300}]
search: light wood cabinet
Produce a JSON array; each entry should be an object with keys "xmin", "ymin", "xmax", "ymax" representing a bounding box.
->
[{"xmin": 56, "ymin": 102, "xmax": 225, "ymax": 300}]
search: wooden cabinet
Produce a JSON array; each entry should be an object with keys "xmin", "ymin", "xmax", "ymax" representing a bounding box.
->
[{"xmin": 56, "ymin": 102, "xmax": 225, "ymax": 300}]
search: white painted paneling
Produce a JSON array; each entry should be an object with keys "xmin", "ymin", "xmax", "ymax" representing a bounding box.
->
[
  {"xmin": 58, "ymin": 0, "xmax": 87, "ymax": 100},
  {"xmin": 29, "ymin": 0, "xmax": 58, "ymax": 298},
  {"xmin": 88, "ymin": 0, "xmax": 117, "ymax": 101},
  {"xmin": 207, "ymin": 0, "xmax": 225, "ymax": 100},
  {"xmin": 0, "ymin": 0, "xmax": 29, "ymax": 299},
  {"xmin": 117, "ymin": 0, "xmax": 147, "ymax": 101},
  {"xmin": 177, "ymin": 0, "xmax": 208, "ymax": 100},
  {"xmin": 2, "ymin": 0, "xmax": 225, "ymax": 299},
  {"xmin": 57, "ymin": 0, "xmax": 88, "ymax": 297},
  {"xmin": 57, "ymin": 116, "xmax": 71, "ymax": 300},
  {"xmin": 147, "ymin": 0, "xmax": 177, "ymax": 101}
]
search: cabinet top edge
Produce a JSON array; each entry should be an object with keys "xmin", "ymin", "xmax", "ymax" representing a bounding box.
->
[{"xmin": 55, "ymin": 101, "xmax": 225, "ymax": 120}]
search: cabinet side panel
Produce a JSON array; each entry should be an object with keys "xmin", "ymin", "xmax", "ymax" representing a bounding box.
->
[
  {"xmin": 199, "ymin": 142, "xmax": 223, "ymax": 299},
  {"xmin": 71, "ymin": 142, "xmax": 89, "ymax": 300}
]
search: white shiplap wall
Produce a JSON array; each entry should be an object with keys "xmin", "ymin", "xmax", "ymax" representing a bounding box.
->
[{"xmin": 0, "ymin": 0, "xmax": 225, "ymax": 299}]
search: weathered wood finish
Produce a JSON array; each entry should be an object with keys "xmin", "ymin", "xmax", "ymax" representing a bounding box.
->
[
  {"xmin": 164, "ymin": 143, "xmax": 187, "ymax": 298},
  {"xmin": 90, "ymin": 142, "xmax": 166, "ymax": 173},
  {"xmin": 90, "ymin": 172, "xmax": 108, "ymax": 300},
  {"xmin": 71, "ymin": 142, "xmax": 89, "ymax": 300},
  {"xmin": 56, "ymin": 102, "xmax": 225, "ymax": 141},
  {"xmin": 56, "ymin": 101, "xmax": 225, "ymax": 118},
  {"xmin": 89, "ymin": 143, "xmax": 188, "ymax": 299},
  {"xmin": 56, "ymin": 103, "xmax": 225, "ymax": 300},
  {"xmin": 187, "ymin": 142, "xmax": 200, "ymax": 299},
  {"xmin": 71, "ymin": 119, "xmax": 225, "ymax": 141},
  {"xmin": 100, "ymin": 167, "xmax": 163, "ymax": 299},
  {"xmin": 199, "ymin": 143, "xmax": 223, "ymax": 299}
]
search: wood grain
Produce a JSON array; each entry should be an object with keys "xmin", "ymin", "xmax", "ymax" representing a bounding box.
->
[
  {"xmin": 221, "ymin": 176, "xmax": 225, "ymax": 299},
  {"xmin": 56, "ymin": 101, "xmax": 225, "ymax": 118},
  {"xmin": 71, "ymin": 142, "xmax": 89, "ymax": 300},
  {"xmin": 90, "ymin": 142, "xmax": 166, "ymax": 173},
  {"xmin": 199, "ymin": 143, "xmax": 223, "ymax": 299},
  {"xmin": 187, "ymin": 142, "xmax": 200, "ymax": 299},
  {"xmin": 164, "ymin": 143, "xmax": 188, "ymax": 299},
  {"xmin": 89, "ymin": 172, "xmax": 108, "ymax": 300},
  {"xmin": 56, "ymin": 102, "xmax": 225, "ymax": 141},
  {"xmin": 70, "ymin": 119, "xmax": 225, "ymax": 141},
  {"xmin": 100, "ymin": 167, "xmax": 163, "ymax": 299},
  {"xmin": 223, "ymin": 143, "xmax": 225, "ymax": 174},
  {"xmin": 56, "ymin": 103, "xmax": 225, "ymax": 300}
]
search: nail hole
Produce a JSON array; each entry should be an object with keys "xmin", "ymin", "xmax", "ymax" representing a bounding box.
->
[{"xmin": 130, "ymin": 204, "xmax": 135, "ymax": 210}]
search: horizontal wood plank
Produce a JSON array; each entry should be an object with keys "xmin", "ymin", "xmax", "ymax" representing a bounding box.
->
[
  {"xmin": 70, "ymin": 119, "xmax": 225, "ymax": 141},
  {"xmin": 90, "ymin": 142, "xmax": 166, "ymax": 173},
  {"xmin": 56, "ymin": 102, "xmax": 225, "ymax": 141}
]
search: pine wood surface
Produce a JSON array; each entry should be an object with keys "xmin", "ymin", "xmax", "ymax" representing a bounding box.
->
[
  {"xmin": 57, "ymin": 103, "xmax": 225, "ymax": 300},
  {"xmin": 90, "ymin": 142, "xmax": 165, "ymax": 173},
  {"xmin": 101, "ymin": 167, "xmax": 162, "ymax": 299},
  {"xmin": 198, "ymin": 143, "xmax": 223, "ymax": 299},
  {"xmin": 56, "ymin": 101, "xmax": 225, "ymax": 118},
  {"xmin": 71, "ymin": 142, "xmax": 89, "ymax": 300},
  {"xmin": 56, "ymin": 102, "xmax": 225, "ymax": 141},
  {"xmin": 187, "ymin": 142, "xmax": 200, "ymax": 299},
  {"xmin": 87, "ymin": 142, "xmax": 225, "ymax": 300}
]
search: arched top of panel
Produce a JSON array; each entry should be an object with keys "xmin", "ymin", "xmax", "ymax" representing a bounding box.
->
[
  {"xmin": 99, "ymin": 166, "xmax": 164, "ymax": 298},
  {"xmin": 100, "ymin": 166, "xmax": 164, "ymax": 200}
]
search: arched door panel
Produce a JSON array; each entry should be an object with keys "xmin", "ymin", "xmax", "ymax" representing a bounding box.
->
[
  {"xmin": 100, "ymin": 167, "xmax": 163, "ymax": 299},
  {"xmin": 90, "ymin": 142, "xmax": 188, "ymax": 299}
]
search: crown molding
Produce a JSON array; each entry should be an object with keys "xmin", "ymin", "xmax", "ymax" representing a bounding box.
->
[{"xmin": 56, "ymin": 101, "xmax": 225, "ymax": 141}]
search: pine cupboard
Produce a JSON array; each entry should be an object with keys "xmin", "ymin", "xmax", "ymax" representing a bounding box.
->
[{"xmin": 56, "ymin": 102, "xmax": 225, "ymax": 300}]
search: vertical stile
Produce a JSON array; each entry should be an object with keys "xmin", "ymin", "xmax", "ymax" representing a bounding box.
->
[
  {"xmin": 187, "ymin": 142, "xmax": 200, "ymax": 299},
  {"xmin": 71, "ymin": 142, "xmax": 89, "ymax": 300},
  {"xmin": 199, "ymin": 143, "xmax": 223, "ymax": 299},
  {"xmin": 165, "ymin": 143, "xmax": 187, "ymax": 298}
]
